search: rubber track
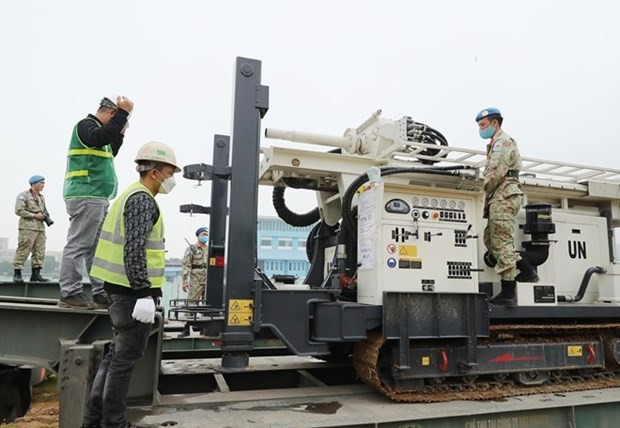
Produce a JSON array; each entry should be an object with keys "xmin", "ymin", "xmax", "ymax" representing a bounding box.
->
[{"xmin": 353, "ymin": 324, "xmax": 620, "ymax": 402}]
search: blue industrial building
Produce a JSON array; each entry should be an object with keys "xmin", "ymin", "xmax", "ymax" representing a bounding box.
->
[
  {"xmin": 163, "ymin": 216, "xmax": 314, "ymax": 311},
  {"xmin": 256, "ymin": 216, "xmax": 314, "ymax": 282}
]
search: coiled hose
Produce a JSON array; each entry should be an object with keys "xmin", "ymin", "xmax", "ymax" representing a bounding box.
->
[{"xmin": 272, "ymin": 186, "xmax": 320, "ymax": 227}]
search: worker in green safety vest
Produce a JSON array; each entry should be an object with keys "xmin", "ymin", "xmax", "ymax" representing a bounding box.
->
[
  {"xmin": 82, "ymin": 141, "xmax": 181, "ymax": 428},
  {"xmin": 59, "ymin": 95, "xmax": 134, "ymax": 310}
]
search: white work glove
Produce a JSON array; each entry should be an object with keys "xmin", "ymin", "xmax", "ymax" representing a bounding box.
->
[{"xmin": 132, "ymin": 297, "xmax": 156, "ymax": 324}]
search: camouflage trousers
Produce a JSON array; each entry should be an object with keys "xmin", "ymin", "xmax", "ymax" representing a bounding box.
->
[
  {"xmin": 13, "ymin": 228, "xmax": 46, "ymax": 269},
  {"xmin": 185, "ymin": 269, "xmax": 206, "ymax": 301},
  {"xmin": 483, "ymin": 194, "xmax": 522, "ymax": 280},
  {"xmin": 187, "ymin": 283, "xmax": 205, "ymax": 301}
]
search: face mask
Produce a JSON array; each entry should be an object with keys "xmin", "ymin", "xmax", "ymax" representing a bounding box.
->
[
  {"xmin": 199, "ymin": 236, "xmax": 209, "ymax": 244},
  {"xmin": 156, "ymin": 171, "xmax": 176, "ymax": 194},
  {"xmin": 479, "ymin": 125, "xmax": 496, "ymax": 139}
]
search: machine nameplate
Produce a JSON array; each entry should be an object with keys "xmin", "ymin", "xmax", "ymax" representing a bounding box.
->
[{"xmin": 533, "ymin": 286, "xmax": 556, "ymax": 303}]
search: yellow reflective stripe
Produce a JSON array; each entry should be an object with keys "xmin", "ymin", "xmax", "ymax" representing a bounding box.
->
[
  {"xmin": 68, "ymin": 148, "xmax": 114, "ymax": 158},
  {"xmin": 93, "ymin": 258, "xmax": 165, "ymax": 278},
  {"xmin": 91, "ymin": 257, "xmax": 165, "ymax": 288},
  {"xmin": 99, "ymin": 230, "xmax": 165, "ymax": 250},
  {"xmin": 65, "ymin": 170, "xmax": 89, "ymax": 179}
]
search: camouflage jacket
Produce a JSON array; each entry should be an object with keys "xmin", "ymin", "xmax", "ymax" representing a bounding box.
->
[
  {"xmin": 15, "ymin": 189, "xmax": 46, "ymax": 231},
  {"xmin": 182, "ymin": 243, "xmax": 208, "ymax": 287},
  {"xmin": 484, "ymin": 129, "xmax": 523, "ymax": 203}
]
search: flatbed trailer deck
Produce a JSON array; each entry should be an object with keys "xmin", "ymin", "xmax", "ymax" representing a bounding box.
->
[{"xmin": 128, "ymin": 385, "xmax": 620, "ymax": 428}]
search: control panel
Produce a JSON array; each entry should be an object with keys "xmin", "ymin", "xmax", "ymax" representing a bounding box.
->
[{"xmin": 357, "ymin": 184, "xmax": 480, "ymax": 305}]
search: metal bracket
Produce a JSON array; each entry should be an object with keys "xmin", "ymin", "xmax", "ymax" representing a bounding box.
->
[
  {"xmin": 183, "ymin": 163, "xmax": 232, "ymax": 182},
  {"xmin": 58, "ymin": 340, "xmax": 106, "ymax": 428},
  {"xmin": 256, "ymin": 84, "xmax": 269, "ymax": 118},
  {"xmin": 179, "ymin": 204, "xmax": 211, "ymax": 215}
]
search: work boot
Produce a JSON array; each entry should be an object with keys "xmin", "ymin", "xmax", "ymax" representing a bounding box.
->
[
  {"xmin": 516, "ymin": 259, "xmax": 540, "ymax": 283},
  {"xmin": 177, "ymin": 324, "xmax": 191, "ymax": 338},
  {"xmin": 92, "ymin": 293, "xmax": 110, "ymax": 309},
  {"xmin": 30, "ymin": 267, "xmax": 49, "ymax": 282},
  {"xmin": 58, "ymin": 293, "xmax": 96, "ymax": 309},
  {"xmin": 13, "ymin": 269, "xmax": 24, "ymax": 283},
  {"xmin": 490, "ymin": 280, "xmax": 517, "ymax": 307}
]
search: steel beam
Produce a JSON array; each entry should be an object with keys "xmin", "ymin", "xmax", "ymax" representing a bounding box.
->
[
  {"xmin": 0, "ymin": 301, "xmax": 162, "ymax": 427},
  {"xmin": 0, "ymin": 281, "xmax": 92, "ymax": 299},
  {"xmin": 206, "ymin": 134, "xmax": 230, "ymax": 309},
  {"xmin": 220, "ymin": 57, "xmax": 269, "ymax": 370}
]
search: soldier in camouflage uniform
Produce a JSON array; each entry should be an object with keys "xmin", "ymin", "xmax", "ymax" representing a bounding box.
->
[
  {"xmin": 13, "ymin": 175, "xmax": 50, "ymax": 282},
  {"xmin": 178, "ymin": 226, "xmax": 209, "ymax": 337},
  {"xmin": 477, "ymin": 108, "xmax": 537, "ymax": 306}
]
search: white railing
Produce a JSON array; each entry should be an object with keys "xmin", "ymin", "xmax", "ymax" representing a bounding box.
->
[{"xmin": 391, "ymin": 141, "xmax": 620, "ymax": 185}]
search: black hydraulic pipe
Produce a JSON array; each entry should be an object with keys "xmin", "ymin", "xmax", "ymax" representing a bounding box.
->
[
  {"xmin": 341, "ymin": 165, "xmax": 473, "ymax": 236},
  {"xmin": 272, "ymin": 187, "xmax": 320, "ymax": 227},
  {"xmin": 557, "ymin": 266, "xmax": 607, "ymax": 303}
]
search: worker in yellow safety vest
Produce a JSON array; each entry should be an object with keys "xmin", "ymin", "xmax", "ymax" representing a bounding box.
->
[{"xmin": 82, "ymin": 141, "xmax": 180, "ymax": 428}]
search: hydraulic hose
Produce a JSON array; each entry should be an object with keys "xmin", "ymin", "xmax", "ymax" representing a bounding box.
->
[
  {"xmin": 409, "ymin": 122, "xmax": 449, "ymax": 164},
  {"xmin": 272, "ymin": 148, "xmax": 342, "ymax": 228},
  {"xmin": 557, "ymin": 266, "xmax": 607, "ymax": 303},
  {"xmin": 272, "ymin": 186, "xmax": 320, "ymax": 227},
  {"xmin": 341, "ymin": 165, "xmax": 473, "ymax": 237}
]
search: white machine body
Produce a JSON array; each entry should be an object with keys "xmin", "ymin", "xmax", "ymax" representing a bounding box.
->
[
  {"xmin": 356, "ymin": 183, "xmax": 480, "ymax": 304},
  {"xmin": 261, "ymin": 111, "xmax": 620, "ymax": 308}
]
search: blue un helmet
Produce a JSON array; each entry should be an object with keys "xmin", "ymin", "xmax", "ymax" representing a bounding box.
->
[
  {"xmin": 29, "ymin": 175, "xmax": 45, "ymax": 185},
  {"xmin": 475, "ymin": 107, "xmax": 502, "ymax": 122},
  {"xmin": 195, "ymin": 227, "xmax": 209, "ymax": 236}
]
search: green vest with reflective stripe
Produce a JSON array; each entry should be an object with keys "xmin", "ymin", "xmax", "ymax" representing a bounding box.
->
[
  {"xmin": 91, "ymin": 182, "xmax": 165, "ymax": 288},
  {"xmin": 63, "ymin": 118, "xmax": 118, "ymax": 199}
]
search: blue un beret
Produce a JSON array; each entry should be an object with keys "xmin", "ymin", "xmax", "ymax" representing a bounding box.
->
[
  {"xmin": 29, "ymin": 175, "xmax": 45, "ymax": 185},
  {"xmin": 475, "ymin": 107, "xmax": 502, "ymax": 122},
  {"xmin": 195, "ymin": 227, "xmax": 209, "ymax": 236}
]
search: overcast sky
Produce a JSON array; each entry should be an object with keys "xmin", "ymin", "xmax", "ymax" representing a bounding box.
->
[{"xmin": 1, "ymin": 0, "xmax": 619, "ymax": 258}]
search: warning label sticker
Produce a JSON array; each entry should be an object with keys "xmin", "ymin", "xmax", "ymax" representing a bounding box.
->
[
  {"xmin": 228, "ymin": 299, "xmax": 254, "ymax": 326},
  {"xmin": 228, "ymin": 312, "xmax": 253, "ymax": 326},
  {"xmin": 229, "ymin": 299, "xmax": 253, "ymax": 313},
  {"xmin": 398, "ymin": 245, "xmax": 418, "ymax": 258}
]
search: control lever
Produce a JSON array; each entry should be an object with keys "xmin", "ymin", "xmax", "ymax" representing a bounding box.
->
[
  {"xmin": 465, "ymin": 224, "xmax": 478, "ymax": 239},
  {"xmin": 424, "ymin": 231, "xmax": 443, "ymax": 242}
]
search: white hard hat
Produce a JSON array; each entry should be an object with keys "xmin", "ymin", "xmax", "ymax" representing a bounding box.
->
[{"xmin": 134, "ymin": 141, "xmax": 181, "ymax": 172}]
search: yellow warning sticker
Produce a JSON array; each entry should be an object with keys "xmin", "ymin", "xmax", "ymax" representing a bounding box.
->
[
  {"xmin": 229, "ymin": 299, "xmax": 253, "ymax": 313},
  {"xmin": 421, "ymin": 356, "xmax": 430, "ymax": 366},
  {"xmin": 228, "ymin": 312, "xmax": 253, "ymax": 326},
  {"xmin": 568, "ymin": 345, "xmax": 583, "ymax": 357},
  {"xmin": 398, "ymin": 245, "xmax": 418, "ymax": 258},
  {"xmin": 227, "ymin": 299, "xmax": 253, "ymax": 326}
]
